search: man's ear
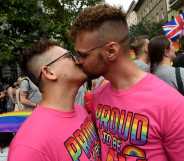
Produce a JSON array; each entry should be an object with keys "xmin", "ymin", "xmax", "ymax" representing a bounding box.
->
[
  {"xmin": 103, "ymin": 42, "xmax": 120, "ymax": 61},
  {"xmin": 41, "ymin": 66, "xmax": 57, "ymax": 81}
]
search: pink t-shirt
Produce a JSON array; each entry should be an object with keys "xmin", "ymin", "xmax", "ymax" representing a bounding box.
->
[
  {"xmin": 8, "ymin": 105, "xmax": 101, "ymax": 161},
  {"xmin": 92, "ymin": 73, "xmax": 184, "ymax": 161}
]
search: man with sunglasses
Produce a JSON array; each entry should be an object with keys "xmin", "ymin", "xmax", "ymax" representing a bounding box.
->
[
  {"xmin": 70, "ymin": 4, "xmax": 184, "ymax": 161},
  {"xmin": 8, "ymin": 39, "xmax": 101, "ymax": 161}
]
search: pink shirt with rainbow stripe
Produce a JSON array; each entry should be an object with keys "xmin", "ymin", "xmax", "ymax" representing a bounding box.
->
[
  {"xmin": 92, "ymin": 73, "xmax": 184, "ymax": 161},
  {"xmin": 8, "ymin": 105, "xmax": 101, "ymax": 161}
]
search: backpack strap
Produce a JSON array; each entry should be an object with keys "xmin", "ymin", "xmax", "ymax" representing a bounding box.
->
[{"xmin": 175, "ymin": 67, "xmax": 184, "ymax": 95}]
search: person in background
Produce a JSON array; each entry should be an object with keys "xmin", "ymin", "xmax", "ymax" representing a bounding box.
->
[
  {"xmin": 173, "ymin": 36, "xmax": 184, "ymax": 68},
  {"xmin": 0, "ymin": 79, "xmax": 5, "ymax": 112},
  {"xmin": 92, "ymin": 76, "xmax": 108, "ymax": 90},
  {"xmin": 18, "ymin": 75, "xmax": 42, "ymax": 111},
  {"xmin": 0, "ymin": 89, "xmax": 6, "ymax": 113},
  {"xmin": 70, "ymin": 4, "xmax": 184, "ymax": 161},
  {"xmin": 148, "ymin": 35, "xmax": 184, "ymax": 94},
  {"xmin": 8, "ymin": 38, "xmax": 101, "ymax": 161},
  {"xmin": 6, "ymin": 85, "xmax": 16, "ymax": 112},
  {"xmin": 130, "ymin": 35, "xmax": 150, "ymax": 71},
  {"xmin": 75, "ymin": 78, "xmax": 107, "ymax": 106},
  {"xmin": 75, "ymin": 80, "xmax": 89, "ymax": 106}
]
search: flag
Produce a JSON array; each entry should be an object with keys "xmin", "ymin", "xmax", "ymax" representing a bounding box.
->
[
  {"xmin": 0, "ymin": 111, "xmax": 31, "ymax": 132},
  {"xmin": 162, "ymin": 13, "xmax": 184, "ymax": 41}
]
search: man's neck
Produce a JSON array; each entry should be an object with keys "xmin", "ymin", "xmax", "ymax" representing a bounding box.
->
[
  {"xmin": 105, "ymin": 58, "xmax": 146, "ymax": 90},
  {"xmin": 161, "ymin": 57, "xmax": 172, "ymax": 66},
  {"xmin": 40, "ymin": 84, "xmax": 79, "ymax": 112}
]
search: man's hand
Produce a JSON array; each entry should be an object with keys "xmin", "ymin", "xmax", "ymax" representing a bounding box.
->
[{"xmin": 19, "ymin": 91, "xmax": 37, "ymax": 107}]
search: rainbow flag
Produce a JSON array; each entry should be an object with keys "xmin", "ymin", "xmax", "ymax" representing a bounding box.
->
[{"xmin": 0, "ymin": 111, "xmax": 31, "ymax": 132}]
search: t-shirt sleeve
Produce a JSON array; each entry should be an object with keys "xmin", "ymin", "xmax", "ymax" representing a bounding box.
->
[
  {"xmin": 163, "ymin": 96, "xmax": 184, "ymax": 161},
  {"xmin": 8, "ymin": 145, "xmax": 50, "ymax": 161},
  {"xmin": 20, "ymin": 80, "xmax": 29, "ymax": 92}
]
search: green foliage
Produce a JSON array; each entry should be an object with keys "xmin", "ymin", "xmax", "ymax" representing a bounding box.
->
[
  {"xmin": 0, "ymin": 0, "xmax": 101, "ymax": 65},
  {"xmin": 129, "ymin": 20, "xmax": 165, "ymax": 39}
]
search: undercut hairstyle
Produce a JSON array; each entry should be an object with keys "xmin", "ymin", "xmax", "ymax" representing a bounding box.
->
[
  {"xmin": 70, "ymin": 4, "xmax": 129, "ymax": 52},
  {"xmin": 130, "ymin": 35, "xmax": 149, "ymax": 57},
  {"xmin": 19, "ymin": 38, "xmax": 58, "ymax": 87},
  {"xmin": 148, "ymin": 35, "xmax": 170, "ymax": 73}
]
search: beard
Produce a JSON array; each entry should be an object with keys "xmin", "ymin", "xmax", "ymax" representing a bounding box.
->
[
  {"xmin": 86, "ymin": 72, "xmax": 101, "ymax": 80},
  {"xmin": 76, "ymin": 64, "xmax": 101, "ymax": 80}
]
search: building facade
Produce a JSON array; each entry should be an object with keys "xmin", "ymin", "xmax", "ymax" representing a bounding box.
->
[
  {"xmin": 126, "ymin": 1, "xmax": 138, "ymax": 26},
  {"xmin": 133, "ymin": 0, "xmax": 168, "ymax": 23},
  {"xmin": 129, "ymin": 0, "xmax": 184, "ymax": 24},
  {"xmin": 167, "ymin": 0, "xmax": 184, "ymax": 20}
]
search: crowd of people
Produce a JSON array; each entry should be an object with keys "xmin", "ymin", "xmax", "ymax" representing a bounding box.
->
[
  {"xmin": 0, "ymin": 76, "xmax": 42, "ymax": 113},
  {"xmin": 130, "ymin": 34, "xmax": 184, "ymax": 95},
  {"xmin": 0, "ymin": 73, "xmax": 106, "ymax": 114},
  {"xmin": 0, "ymin": 3, "xmax": 184, "ymax": 161}
]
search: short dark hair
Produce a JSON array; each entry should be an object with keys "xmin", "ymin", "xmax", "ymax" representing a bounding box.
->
[
  {"xmin": 70, "ymin": 4, "xmax": 128, "ymax": 42},
  {"xmin": 148, "ymin": 35, "xmax": 170, "ymax": 73},
  {"xmin": 19, "ymin": 38, "xmax": 58, "ymax": 86},
  {"xmin": 130, "ymin": 35, "xmax": 149, "ymax": 57}
]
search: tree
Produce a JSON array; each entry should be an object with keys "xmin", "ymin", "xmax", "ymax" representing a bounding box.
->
[
  {"xmin": 129, "ymin": 20, "xmax": 165, "ymax": 39},
  {"xmin": 0, "ymin": 0, "xmax": 102, "ymax": 64},
  {"xmin": 0, "ymin": 0, "xmax": 101, "ymax": 84},
  {"xmin": 0, "ymin": 0, "xmax": 101, "ymax": 83}
]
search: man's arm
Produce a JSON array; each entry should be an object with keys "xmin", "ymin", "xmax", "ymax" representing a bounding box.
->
[
  {"xmin": 163, "ymin": 96, "xmax": 184, "ymax": 161},
  {"xmin": 19, "ymin": 91, "xmax": 36, "ymax": 107},
  {"xmin": 19, "ymin": 79, "xmax": 36, "ymax": 107}
]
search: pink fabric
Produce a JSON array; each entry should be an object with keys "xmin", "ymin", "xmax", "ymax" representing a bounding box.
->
[
  {"xmin": 8, "ymin": 105, "xmax": 101, "ymax": 161},
  {"xmin": 92, "ymin": 73, "xmax": 184, "ymax": 161}
]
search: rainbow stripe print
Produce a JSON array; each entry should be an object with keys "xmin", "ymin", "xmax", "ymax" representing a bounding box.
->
[
  {"xmin": 96, "ymin": 104, "xmax": 149, "ymax": 160},
  {"xmin": 0, "ymin": 111, "xmax": 31, "ymax": 132}
]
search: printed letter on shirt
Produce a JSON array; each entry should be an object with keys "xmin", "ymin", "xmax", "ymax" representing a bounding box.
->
[
  {"xmin": 96, "ymin": 104, "xmax": 149, "ymax": 161},
  {"xmin": 64, "ymin": 117, "xmax": 101, "ymax": 161}
]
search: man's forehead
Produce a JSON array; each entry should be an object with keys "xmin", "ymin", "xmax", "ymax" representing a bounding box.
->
[
  {"xmin": 77, "ymin": 30, "xmax": 99, "ymax": 41},
  {"xmin": 75, "ymin": 31, "xmax": 100, "ymax": 50}
]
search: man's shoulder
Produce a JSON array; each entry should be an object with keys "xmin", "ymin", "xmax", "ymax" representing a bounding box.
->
[
  {"xmin": 74, "ymin": 104, "xmax": 88, "ymax": 116},
  {"xmin": 145, "ymin": 74, "xmax": 184, "ymax": 105},
  {"xmin": 92, "ymin": 82, "xmax": 110, "ymax": 96},
  {"xmin": 93, "ymin": 74, "xmax": 182, "ymax": 99},
  {"xmin": 20, "ymin": 77, "xmax": 30, "ymax": 83},
  {"xmin": 19, "ymin": 77, "xmax": 30, "ymax": 88},
  {"xmin": 12, "ymin": 109, "xmax": 55, "ymax": 148}
]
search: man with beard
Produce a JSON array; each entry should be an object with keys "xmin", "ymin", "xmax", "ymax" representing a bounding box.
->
[{"xmin": 70, "ymin": 4, "xmax": 184, "ymax": 161}]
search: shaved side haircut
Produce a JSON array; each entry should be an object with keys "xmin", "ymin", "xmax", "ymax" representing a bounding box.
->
[
  {"xmin": 70, "ymin": 4, "xmax": 130, "ymax": 53},
  {"xmin": 19, "ymin": 39, "xmax": 59, "ymax": 86}
]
